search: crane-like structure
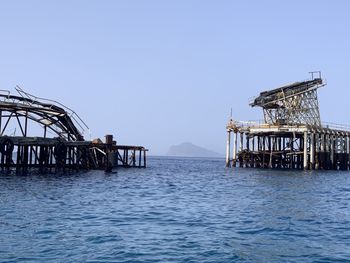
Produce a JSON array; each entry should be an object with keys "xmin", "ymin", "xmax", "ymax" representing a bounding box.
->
[
  {"xmin": 250, "ymin": 73, "xmax": 324, "ymax": 126},
  {"xmin": 226, "ymin": 72, "xmax": 350, "ymax": 171}
]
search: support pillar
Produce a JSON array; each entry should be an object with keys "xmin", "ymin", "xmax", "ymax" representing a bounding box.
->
[
  {"xmin": 239, "ymin": 133, "xmax": 243, "ymax": 152},
  {"xmin": 310, "ymin": 133, "xmax": 315, "ymax": 170},
  {"xmin": 347, "ymin": 135, "xmax": 350, "ymax": 170},
  {"xmin": 233, "ymin": 132, "xmax": 237, "ymax": 167},
  {"xmin": 330, "ymin": 135, "xmax": 334, "ymax": 169},
  {"xmin": 315, "ymin": 133, "xmax": 319, "ymax": 170},
  {"xmin": 225, "ymin": 130, "xmax": 231, "ymax": 167},
  {"xmin": 303, "ymin": 131, "xmax": 308, "ymax": 170}
]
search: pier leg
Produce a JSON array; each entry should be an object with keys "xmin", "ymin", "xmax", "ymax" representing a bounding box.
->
[
  {"xmin": 262, "ymin": 136, "xmax": 266, "ymax": 168},
  {"xmin": 315, "ymin": 133, "xmax": 319, "ymax": 170},
  {"xmin": 225, "ymin": 130, "xmax": 231, "ymax": 167},
  {"xmin": 269, "ymin": 136, "xmax": 274, "ymax": 169},
  {"xmin": 320, "ymin": 133, "xmax": 325, "ymax": 169},
  {"xmin": 347, "ymin": 136, "xmax": 350, "ymax": 170},
  {"xmin": 330, "ymin": 135, "xmax": 334, "ymax": 169},
  {"xmin": 303, "ymin": 132, "xmax": 308, "ymax": 170},
  {"xmin": 239, "ymin": 133, "xmax": 243, "ymax": 167},
  {"xmin": 310, "ymin": 133, "xmax": 315, "ymax": 170},
  {"xmin": 233, "ymin": 132, "xmax": 237, "ymax": 167}
]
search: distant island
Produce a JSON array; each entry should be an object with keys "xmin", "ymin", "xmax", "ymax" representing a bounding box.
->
[{"xmin": 166, "ymin": 142, "xmax": 223, "ymax": 158}]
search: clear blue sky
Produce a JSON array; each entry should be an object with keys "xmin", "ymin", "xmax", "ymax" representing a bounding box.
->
[{"xmin": 0, "ymin": 0, "xmax": 349, "ymax": 155}]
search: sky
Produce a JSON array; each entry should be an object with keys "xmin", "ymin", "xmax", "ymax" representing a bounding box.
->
[{"xmin": 0, "ymin": 0, "xmax": 350, "ymax": 155}]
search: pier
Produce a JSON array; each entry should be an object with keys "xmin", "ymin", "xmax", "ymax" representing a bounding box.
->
[
  {"xmin": 0, "ymin": 87, "xmax": 147, "ymax": 173},
  {"xmin": 226, "ymin": 72, "xmax": 350, "ymax": 170}
]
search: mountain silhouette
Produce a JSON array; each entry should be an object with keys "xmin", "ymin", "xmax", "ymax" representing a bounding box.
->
[{"xmin": 166, "ymin": 142, "xmax": 222, "ymax": 157}]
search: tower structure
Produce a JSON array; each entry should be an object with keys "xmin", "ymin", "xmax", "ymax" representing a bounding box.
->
[
  {"xmin": 225, "ymin": 72, "xmax": 350, "ymax": 170},
  {"xmin": 250, "ymin": 72, "xmax": 324, "ymax": 127}
]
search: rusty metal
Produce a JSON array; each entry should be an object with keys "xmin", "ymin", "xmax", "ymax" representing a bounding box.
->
[
  {"xmin": 226, "ymin": 72, "xmax": 350, "ymax": 170},
  {"xmin": 0, "ymin": 87, "xmax": 147, "ymax": 173},
  {"xmin": 250, "ymin": 72, "xmax": 324, "ymax": 126}
]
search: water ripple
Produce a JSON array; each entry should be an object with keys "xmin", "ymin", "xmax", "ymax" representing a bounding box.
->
[{"xmin": 1, "ymin": 157, "xmax": 350, "ymax": 262}]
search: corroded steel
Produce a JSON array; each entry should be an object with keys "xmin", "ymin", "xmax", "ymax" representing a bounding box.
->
[
  {"xmin": 226, "ymin": 72, "xmax": 350, "ymax": 170},
  {"xmin": 0, "ymin": 87, "xmax": 88, "ymax": 141},
  {"xmin": 0, "ymin": 87, "xmax": 147, "ymax": 172},
  {"xmin": 250, "ymin": 73, "xmax": 324, "ymax": 126}
]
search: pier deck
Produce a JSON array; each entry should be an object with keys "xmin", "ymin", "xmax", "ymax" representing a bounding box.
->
[
  {"xmin": 226, "ymin": 72, "xmax": 350, "ymax": 170},
  {"xmin": 0, "ymin": 87, "xmax": 147, "ymax": 173}
]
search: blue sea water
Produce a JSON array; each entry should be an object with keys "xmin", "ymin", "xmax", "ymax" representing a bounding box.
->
[{"xmin": 1, "ymin": 156, "xmax": 350, "ymax": 263}]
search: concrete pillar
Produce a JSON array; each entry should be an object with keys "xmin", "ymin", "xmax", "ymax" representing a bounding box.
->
[
  {"xmin": 232, "ymin": 132, "xmax": 237, "ymax": 167},
  {"xmin": 303, "ymin": 131, "xmax": 308, "ymax": 170},
  {"xmin": 263, "ymin": 136, "xmax": 266, "ymax": 151},
  {"xmin": 347, "ymin": 135, "xmax": 350, "ymax": 170},
  {"xmin": 225, "ymin": 130, "xmax": 231, "ymax": 167},
  {"xmin": 239, "ymin": 133, "xmax": 243, "ymax": 152},
  {"xmin": 310, "ymin": 133, "xmax": 315, "ymax": 169},
  {"xmin": 269, "ymin": 136, "xmax": 274, "ymax": 168},
  {"xmin": 320, "ymin": 134, "xmax": 325, "ymax": 152}
]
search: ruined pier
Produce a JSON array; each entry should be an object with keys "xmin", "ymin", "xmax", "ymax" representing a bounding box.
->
[
  {"xmin": 226, "ymin": 72, "xmax": 350, "ymax": 170},
  {"xmin": 0, "ymin": 87, "xmax": 147, "ymax": 173}
]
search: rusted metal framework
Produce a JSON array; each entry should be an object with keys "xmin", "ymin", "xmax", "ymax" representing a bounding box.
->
[
  {"xmin": 226, "ymin": 72, "xmax": 350, "ymax": 170},
  {"xmin": 0, "ymin": 87, "xmax": 147, "ymax": 173},
  {"xmin": 250, "ymin": 72, "xmax": 324, "ymax": 126},
  {"xmin": 0, "ymin": 87, "xmax": 88, "ymax": 141}
]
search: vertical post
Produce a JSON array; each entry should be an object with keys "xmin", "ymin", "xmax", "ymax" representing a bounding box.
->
[
  {"xmin": 320, "ymin": 134, "xmax": 325, "ymax": 151},
  {"xmin": 269, "ymin": 136, "xmax": 274, "ymax": 168},
  {"xmin": 245, "ymin": 134, "xmax": 249, "ymax": 167},
  {"xmin": 239, "ymin": 133, "xmax": 243, "ymax": 152},
  {"xmin": 315, "ymin": 133, "xmax": 319, "ymax": 170},
  {"xmin": 0, "ymin": 110, "xmax": 2, "ymax": 134},
  {"xmin": 347, "ymin": 135, "xmax": 350, "ymax": 170},
  {"xmin": 290, "ymin": 135, "xmax": 294, "ymax": 169},
  {"xmin": 139, "ymin": 149, "xmax": 142, "ymax": 167},
  {"xmin": 246, "ymin": 135, "xmax": 249, "ymax": 151},
  {"xmin": 303, "ymin": 131, "xmax": 308, "ymax": 170},
  {"xmin": 233, "ymin": 132, "xmax": 237, "ymax": 167},
  {"xmin": 251, "ymin": 136, "xmax": 255, "ymax": 168},
  {"xmin": 24, "ymin": 111, "xmax": 28, "ymax": 137},
  {"xmin": 341, "ymin": 135, "xmax": 345, "ymax": 170},
  {"xmin": 324, "ymin": 134, "xmax": 329, "ymax": 169},
  {"xmin": 330, "ymin": 135, "xmax": 334, "ymax": 169},
  {"xmin": 310, "ymin": 133, "xmax": 315, "ymax": 170},
  {"xmin": 239, "ymin": 133, "xmax": 244, "ymax": 167},
  {"xmin": 29, "ymin": 146, "xmax": 33, "ymax": 166},
  {"xmin": 225, "ymin": 130, "xmax": 231, "ymax": 167},
  {"xmin": 252, "ymin": 136, "xmax": 255, "ymax": 151},
  {"xmin": 262, "ymin": 136, "xmax": 266, "ymax": 168}
]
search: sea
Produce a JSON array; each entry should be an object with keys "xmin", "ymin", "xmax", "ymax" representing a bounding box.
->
[{"xmin": 1, "ymin": 156, "xmax": 350, "ymax": 263}]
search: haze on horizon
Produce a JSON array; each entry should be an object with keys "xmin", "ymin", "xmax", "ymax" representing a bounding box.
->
[{"xmin": 0, "ymin": 0, "xmax": 349, "ymax": 155}]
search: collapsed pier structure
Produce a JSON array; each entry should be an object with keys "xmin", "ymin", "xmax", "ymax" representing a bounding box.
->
[
  {"xmin": 226, "ymin": 72, "xmax": 350, "ymax": 170},
  {"xmin": 0, "ymin": 87, "xmax": 147, "ymax": 173}
]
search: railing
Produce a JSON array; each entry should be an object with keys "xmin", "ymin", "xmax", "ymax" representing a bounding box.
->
[
  {"xmin": 15, "ymin": 86, "xmax": 90, "ymax": 135},
  {"xmin": 228, "ymin": 119, "xmax": 350, "ymax": 133},
  {"xmin": 321, "ymin": 122, "xmax": 350, "ymax": 132}
]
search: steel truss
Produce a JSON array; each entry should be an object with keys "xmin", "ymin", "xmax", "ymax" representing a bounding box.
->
[
  {"xmin": 250, "ymin": 72, "xmax": 324, "ymax": 127},
  {"xmin": 0, "ymin": 87, "xmax": 147, "ymax": 172}
]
